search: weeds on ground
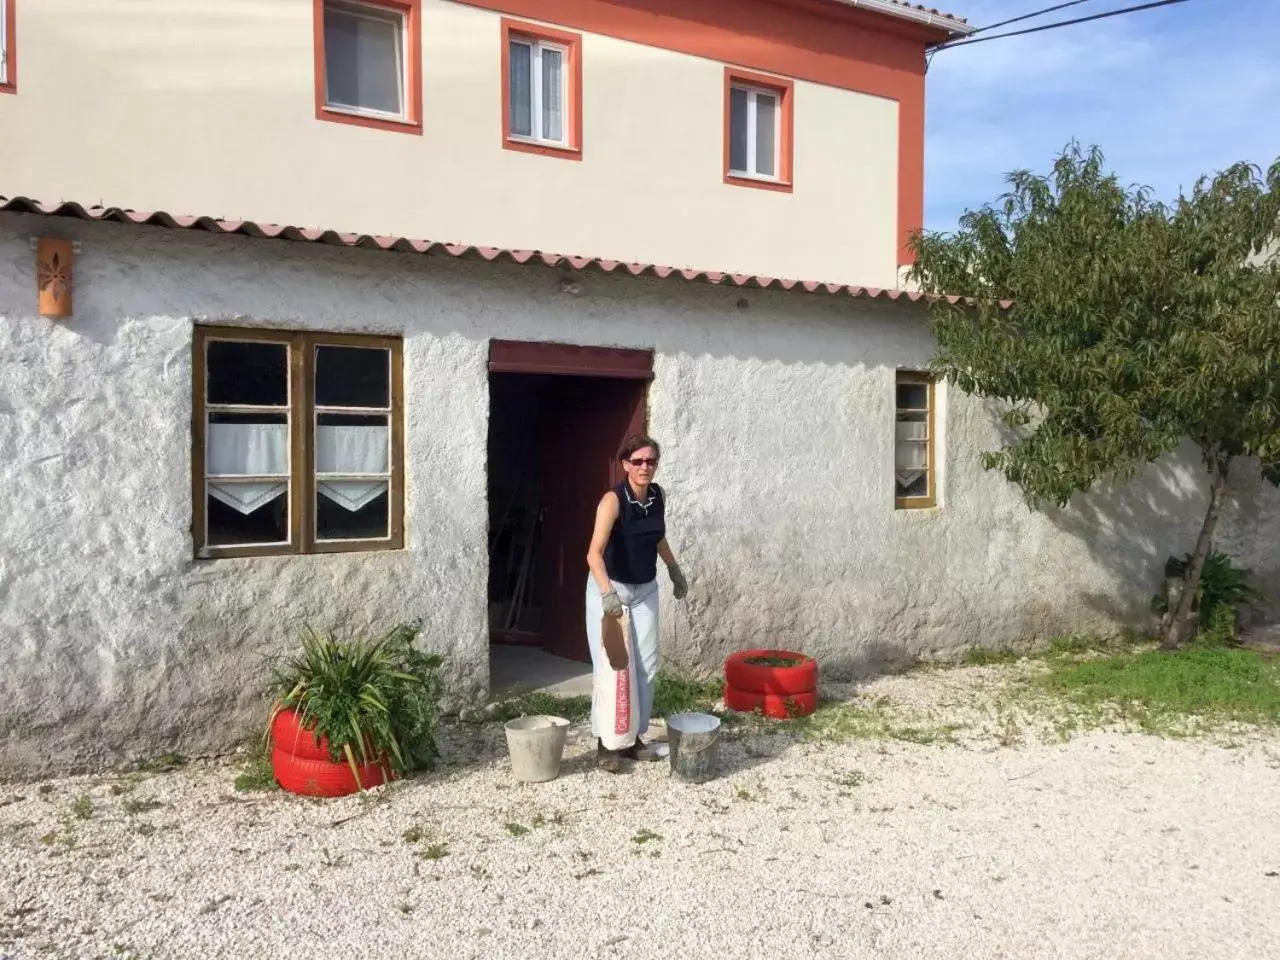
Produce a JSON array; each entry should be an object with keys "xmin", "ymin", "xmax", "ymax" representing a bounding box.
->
[
  {"xmin": 486, "ymin": 691, "xmax": 592, "ymax": 723},
  {"xmin": 1038, "ymin": 645, "xmax": 1280, "ymax": 734},
  {"xmin": 631, "ymin": 828, "xmax": 661, "ymax": 844},
  {"xmin": 233, "ymin": 744, "xmax": 277, "ymax": 793},
  {"xmin": 963, "ymin": 647, "xmax": 1023, "ymax": 667},
  {"xmin": 121, "ymin": 797, "xmax": 165, "ymax": 815},
  {"xmin": 651, "ymin": 673, "xmax": 722, "ymax": 716},
  {"xmin": 70, "ymin": 793, "xmax": 93, "ymax": 821}
]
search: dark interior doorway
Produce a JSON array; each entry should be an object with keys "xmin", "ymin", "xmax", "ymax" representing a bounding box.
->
[{"xmin": 487, "ymin": 343, "xmax": 650, "ymax": 663}]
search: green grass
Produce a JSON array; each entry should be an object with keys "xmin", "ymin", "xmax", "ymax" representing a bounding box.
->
[
  {"xmin": 486, "ymin": 691, "xmax": 592, "ymax": 724},
  {"xmin": 1039, "ymin": 647, "xmax": 1280, "ymax": 732},
  {"xmin": 963, "ymin": 647, "xmax": 1023, "ymax": 667},
  {"xmin": 487, "ymin": 671, "xmax": 719, "ymax": 724},
  {"xmin": 70, "ymin": 793, "xmax": 93, "ymax": 821},
  {"xmin": 504, "ymin": 822, "xmax": 531, "ymax": 838},
  {"xmin": 651, "ymin": 673, "xmax": 722, "ymax": 717},
  {"xmin": 737, "ymin": 695, "xmax": 962, "ymax": 746},
  {"xmin": 233, "ymin": 754, "xmax": 277, "ymax": 793}
]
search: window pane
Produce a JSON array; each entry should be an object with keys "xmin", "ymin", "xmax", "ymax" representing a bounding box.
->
[
  {"xmin": 317, "ymin": 487, "xmax": 389, "ymax": 540},
  {"xmin": 729, "ymin": 87, "xmax": 749, "ymax": 172},
  {"xmin": 896, "ymin": 382, "xmax": 929, "ymax": 409},
  {"xmin": 755, "ymin": 93, "xmax": 777, "ymax": 177},
  {"xmin": 316, "ymin": 413, "xmax": 389, "ymax": 474},
  {"xmin": 315, "ymin": 345, "xmax": 390, "ymax": 408},
  {"xmin": 541, "ymin": 46, "xmax": 564, "ymax": 142},
  {"xmin": 208, "ymin": 483, "xmax": 289, "ymax": 546},
  {"xmin": 207, "ymin": 412, "xmax": 289, "ymax": 477},
  {"xmin": 325, "ymin": 4, "xmax": 403, "ymax": 116},
  {"xmin": 206, "ymin": 341, "xmax": 287, "ymax": 406},
  {"xmin": 895, "ymin": 471, "xmax": 929, "ymax": 499},
  {"xmin": 509, "ymin": 40, "xmax": 533, "ymax": 137}
]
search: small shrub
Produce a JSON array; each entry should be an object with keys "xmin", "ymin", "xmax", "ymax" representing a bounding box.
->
[
  {"xmin": 121, "ymin": 797, "xmax": 165, "ymax": 815},
  {"xmin": 1153, "ymin": 550, "xmax": 1266, "ymax": 638},
  {"xmin": 70, "ymin": 793, "xmax": 93, "ymax": 821},
  {"xmin": 651, "ymin": 673, "xmax": 723, "ymax": 717},
  {"xmin": 504, "ymin": 822, "xmax": 530, "ymax": 838},
  {"xmin": 268, "ymin": 622, "xmax": 444, "ymax": 778}
]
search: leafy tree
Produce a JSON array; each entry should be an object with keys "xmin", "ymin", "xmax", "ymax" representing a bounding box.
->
[{"xmin": 909, "ymin": 144, "xmax": 1280, "ymax": 647}]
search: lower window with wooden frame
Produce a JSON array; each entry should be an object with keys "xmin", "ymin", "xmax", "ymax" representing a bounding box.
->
[
  {"xmin": 192, "ymin": 326, "xmax": 404, "ymax": 558},
  {"xmin": 894, "ymin": 371, "xmax": 936, "ymax": 509}
]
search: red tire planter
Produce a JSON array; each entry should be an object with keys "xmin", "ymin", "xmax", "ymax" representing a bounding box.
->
[
  {"xmin": 271, "ymin": 708, "xmax": 338, "ymax": 762},
  {"xmin": 723, "ymin": 685, "xmax": 818, "ymax": 719},
  {"xmin": 724, "ymin": 649, "xmax": 818, "ymax": 696},
  {"xmin": 270, "ymin": 747, "xmax": 393, "ymax": 798}
]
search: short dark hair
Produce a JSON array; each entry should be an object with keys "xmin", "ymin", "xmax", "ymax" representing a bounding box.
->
[{"xmin": 618, "ymin": 435, "xmax": 661, "ymax": 461}]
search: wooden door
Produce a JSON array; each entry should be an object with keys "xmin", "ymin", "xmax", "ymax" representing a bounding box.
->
[{"xmin": 538, "ymin": 377, "xmax": 648, "ymax": 662}]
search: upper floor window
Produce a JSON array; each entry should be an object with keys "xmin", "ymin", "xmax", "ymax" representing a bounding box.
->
[
  {"xmin": 501, "ymin": 19, "xmax": 582, "ymax": 160},
  {"xmin": 895, "ymin": 372, "xmax": 936, "ymax": 509},
  {"xmin": 724, "ymin": 68, "xmax": 794, "ymax": 193},
  {"xmin": 1, "ymin": 0, "xmax": 16, "ymax": 94},
  {"xmin": 193, "ymin": 327, "xmax": 405, "ymax": 558},
  {"xmin": 314, "ymin": 0, "xmax": 422, "ymax": 135}
]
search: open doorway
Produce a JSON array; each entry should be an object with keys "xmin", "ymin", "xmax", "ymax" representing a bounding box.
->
[{"xmin": 486, "ymin": 341, "xmax": 650, "ymax": 690}]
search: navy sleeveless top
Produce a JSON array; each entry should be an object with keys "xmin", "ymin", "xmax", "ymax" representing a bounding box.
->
[{"xmin": 603, "ymin": 481, "xmax": 665, "ymax": 585}]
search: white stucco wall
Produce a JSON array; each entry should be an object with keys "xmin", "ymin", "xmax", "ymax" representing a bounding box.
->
[
  {"xmin": 2, "ymin": 211, "xmax": 1277, "ymax": 777},
  {"xmin": 0, "ymin": 0, "xmax": 900, "ymax": 287}
]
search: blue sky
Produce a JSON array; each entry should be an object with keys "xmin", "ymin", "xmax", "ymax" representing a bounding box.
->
[{"xmin": 924, "ymin": 0, "xmax": 1280, "ymax": 231}]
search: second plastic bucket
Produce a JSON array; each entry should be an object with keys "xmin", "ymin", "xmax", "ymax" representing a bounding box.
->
[
  {"xmin": 666, "ymin": 712, "xmax": 721, "ymax": 783},
  {"xmin": 503, "ymin": 715, "xmax": 570, "ymax": 783}
]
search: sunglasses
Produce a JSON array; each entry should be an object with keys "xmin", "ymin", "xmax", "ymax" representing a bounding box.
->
[{"xmin": 626, "ymin": 457, "xmax": 659, "ymax": 467}]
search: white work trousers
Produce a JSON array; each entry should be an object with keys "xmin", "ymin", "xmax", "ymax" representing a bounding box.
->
[{"xmin": 585, "ymin": 576, "xmax": 660, "ymax": 743}]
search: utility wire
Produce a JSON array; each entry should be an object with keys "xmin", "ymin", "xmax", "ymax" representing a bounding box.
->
[
  {"xmin": 972, "ymin": 0, "xmax": 1099, "ymax": 35},
  {"xmin": 933, "ymin": 0, "xmax": 1191, "ymax": 50}
]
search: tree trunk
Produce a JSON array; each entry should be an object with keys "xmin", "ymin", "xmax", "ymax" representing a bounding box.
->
[{"xmin": 1162, "ymin": 451, "xmax": 1229, "ymax": 649}]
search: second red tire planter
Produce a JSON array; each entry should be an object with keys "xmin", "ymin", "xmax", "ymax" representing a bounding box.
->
[{"xmin": 723, "ymin": 649, "xmax": 818, "ymax": 718}]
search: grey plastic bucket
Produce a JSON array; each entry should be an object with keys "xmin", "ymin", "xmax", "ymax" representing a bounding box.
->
[
  {"xmin": 666, "ymin": 712, "xmax": 721, "ymax": 783},
  {"xmin": 504, "ymin": 715, "xmax": 570, "ymax": 783}
]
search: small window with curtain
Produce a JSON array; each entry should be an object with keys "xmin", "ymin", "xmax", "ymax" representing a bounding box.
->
[
  {"xmin": 895, "ymin": 372, "xmax": 936, "ymax": 509},
  {"xmin": 1, "ymin": 0, "xmax": 16, "ymax": 93},
  {"xmin": 724, "ymin": 67, "xmax": 793, "ymax": 192},
  {"xmin": 501, "ymin": 19, "xmax": 582, "ymax": 159},
  {"xmin": 315, "ymin": 0, "xmax": 421, "ymax": 134},
  {"xmin": 193, "ymin": 327, "xmax": 404, "ymax": 558}
]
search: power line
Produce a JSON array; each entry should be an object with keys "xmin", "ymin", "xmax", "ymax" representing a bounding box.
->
[
  {"xmin": 933, "ymin": 0, "xmax": 1191, "ymax": 51},
  {"xmin": 972, "ymin": 0, "xmax": 1099, "ymax": 35}
]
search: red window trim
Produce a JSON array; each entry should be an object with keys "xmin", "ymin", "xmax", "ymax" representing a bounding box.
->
[
  {"xmin": 723, "ymin": 67, "xmax": 794, "ymax": 194},
  {"xmin": 500, "ymin": 18, "xmax": 584, "ymax": 161},
  {"xmin": 1, "ymin": 0, "xmax": 17, "ymax": 95},
  {"xmin": 313, "ymin": 0, "xmax": 423, "ymax": 135},
  {"xmin": 489, "ymin": 339, "xmax": 652, "ymax": 378}
]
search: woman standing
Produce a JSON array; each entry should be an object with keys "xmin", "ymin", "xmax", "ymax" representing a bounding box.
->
[{"xmin": 585, "ymin": 435, "xmax": 688, "ymax": 772}]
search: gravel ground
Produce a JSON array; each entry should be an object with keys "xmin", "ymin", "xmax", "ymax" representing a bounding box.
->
[{"xmin": 3, "ymin": 667, "xmax": 1280, "ymax": 960}]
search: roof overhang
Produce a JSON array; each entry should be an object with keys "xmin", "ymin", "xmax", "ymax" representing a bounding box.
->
[{"xmin": 829, "ymin": 0, "xmax": 974, "ymax": 38}]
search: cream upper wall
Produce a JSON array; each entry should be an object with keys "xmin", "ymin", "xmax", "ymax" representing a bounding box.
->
[{"xmin": 0, "ymin": 0, "xmax": 902, "ymax": 287}]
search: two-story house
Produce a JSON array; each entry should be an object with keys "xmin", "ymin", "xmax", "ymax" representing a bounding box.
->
[{"xmin": 4, "ymin": 0, "xmax": 1274, "ymax": 776}]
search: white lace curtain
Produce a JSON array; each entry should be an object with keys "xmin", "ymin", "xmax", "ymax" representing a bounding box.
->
[
  {"xmin": 895, "ymin": 420, "xmax": 928, "ymax": 488},
  {"xmin": 207, "ymin": 423, "xmax": 389, "ymax": 514}
]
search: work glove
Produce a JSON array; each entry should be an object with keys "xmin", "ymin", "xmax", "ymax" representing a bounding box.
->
[
  {"xmin": 667, "ymin": 562, "xmax": 689, "ymax": 601},
  {"xmin": 601, "ymin": 588, "xmax": 625, "ymax": 619}
]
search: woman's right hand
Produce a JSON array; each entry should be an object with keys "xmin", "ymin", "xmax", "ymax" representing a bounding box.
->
[{"xmin": 602, "ymin": 589, "xmax": 625, "ymax": 619}]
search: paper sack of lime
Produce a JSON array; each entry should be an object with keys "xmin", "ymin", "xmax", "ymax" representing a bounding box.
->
[{"xmin": 585, "ymin": 435, "xmax": 688, "ymax": 773}]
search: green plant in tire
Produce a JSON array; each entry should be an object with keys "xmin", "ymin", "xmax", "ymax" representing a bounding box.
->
[{"xmin": 267, "ymin": 622, "xmax": 445, "ymax": 784}]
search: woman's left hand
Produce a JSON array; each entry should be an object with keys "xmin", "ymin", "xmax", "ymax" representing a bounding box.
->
[{"xmin": 667, "ymin": 562, "xmax": 689, "ymax": 600}]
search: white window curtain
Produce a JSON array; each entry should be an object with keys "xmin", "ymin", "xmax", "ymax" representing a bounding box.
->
[
  {"xmin": 325, "ymin": 1, "xmax": 404, "ymax": 117},
  {"xmin": 0, "ymin": 0, "xmax": 9, "ymax": 86},
  {"xmin": 508, "ymin": 38, "xmax": 565, "ymax": 144},
  {"xmin": 895, "ymin": 421, "xmax": 928, "ymax": 488},
  {"xmin": 509, "ymin": 40, "xmax": 533, "ymax": 137},
  {"xmin": 729, "ymin": 85, "xmax": 779, "ymax": 178},
  {"xmin": 316, "ymin": 424, "xmax": 389, "ymax": 512},
  {"xmin": 541, "ymin": 46, "xmax": 564, "ymax": 142},
  {"xmin": 207, "ymin": 423, "xmax": 289, "ymax": 515}
]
